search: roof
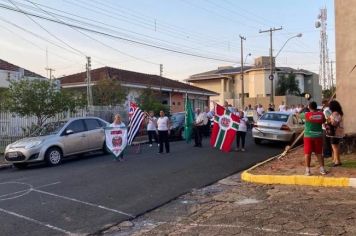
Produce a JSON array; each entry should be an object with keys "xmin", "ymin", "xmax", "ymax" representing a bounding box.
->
[
  {"xmin": 0, "ymin": 59, "xmax": 45, "ymax": 78},
  {"xmin": 59, "ymin": 67, "xmax": 218, "ymax": 95},
  {"xmin": 187, "ymin": 64, "xmax": 315, "ymax": 82}
]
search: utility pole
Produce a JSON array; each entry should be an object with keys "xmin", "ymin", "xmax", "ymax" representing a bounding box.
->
[
  {"xmin": 45, "ymin": 67, "xmax": 55, "ymax": 80},
  {"xmin": 259, "ymin": 27, "xmax": 283, "ymax": 105},
  {"xmin": 160, "ymin": 64, "xmax": 163, "ymax": 77},
  {"xmin": 239, "ymin": 35, "xmax": 246, "ymax": 109},
  {"xmin": 86, "ymin": 56, "xmax": 93, "ymax": 106}
]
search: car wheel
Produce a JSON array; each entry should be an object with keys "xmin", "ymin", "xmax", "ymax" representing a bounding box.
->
[
  {"xmin": 45, "ymin": 147, "xmax": 62, "ymax": 166},
  {"xmin": 13, "ymin": 163, "xmax": 28, "ymax": 169},
  {"xmin": 254, "ymin": 138, "xmax": 262, "ymax": 145}
]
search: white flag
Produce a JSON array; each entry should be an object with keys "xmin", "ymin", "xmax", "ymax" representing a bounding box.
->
[{"xmin": 105, "ymin": 127, "xmax": 128, "ymax": 157}]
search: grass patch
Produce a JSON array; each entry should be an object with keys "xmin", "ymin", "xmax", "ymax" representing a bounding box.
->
[{"xmin": 326, "ymin": 159, "xmax": 356, "ymax": 168}]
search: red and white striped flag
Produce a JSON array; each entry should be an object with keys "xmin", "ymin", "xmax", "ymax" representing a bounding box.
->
[
  {"xmin": 127, "ymin": 102, "xmax": 145, "ymax": 145},
  {"xmin": 210, "ymin": 103, "xmax": 240, "ymax": 152}
]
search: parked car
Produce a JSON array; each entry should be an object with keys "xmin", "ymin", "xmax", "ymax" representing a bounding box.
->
[
  {"xmin": 169, "ymin": 112, "xmax": 185, "ymax": 140},
  {"xmin": 252, "ymin": 112, "xmax": 304, "ymax": 144},
  {"xmin": 4, "ymin": 117, "xmax": 109, "ymax": 168}
]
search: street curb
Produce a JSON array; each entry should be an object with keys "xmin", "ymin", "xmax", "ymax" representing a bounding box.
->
[
  {"xmin": 241, "ymin": 148, "xmax": 356, "ymax": 188},
  {"xmin": 0, "ymin": 164, "xmax": 12, "ymax": 170}
]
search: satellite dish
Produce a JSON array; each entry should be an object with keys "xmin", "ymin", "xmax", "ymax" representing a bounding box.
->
[{"xmin": 315, "ymin": 21, "xmax": 321, "ymax": 28}]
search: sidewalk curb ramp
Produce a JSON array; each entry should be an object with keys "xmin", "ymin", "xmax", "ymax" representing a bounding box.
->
[{"xmin": 241, "ymin": 149, "xmax": 356, "ymax": 188}]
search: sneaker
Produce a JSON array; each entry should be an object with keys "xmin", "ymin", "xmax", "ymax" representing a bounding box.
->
[
  {"xmin": 241, "ymin": 148, "xmax": 246, "ymax": 152},
  {"xmin": 320, "ymin": 167, "xmax": 327, "ymax": 175},
  {"xmin": 149, "ymin": 144, "xmax": 153, "ymax": 147},
  {"xmin": 235, "ymin": 148, "xmax": 240, "ymax": 152},
  {"xmin": 305, "ymin": 170, "xmax": 311, "ymax": 176}
]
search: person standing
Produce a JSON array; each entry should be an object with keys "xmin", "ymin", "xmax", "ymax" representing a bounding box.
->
[
  {"xmin": 157, "ymin": 110, "xmax": 170, "ymax": 154},
  {"xmin": 268, "ymin": 104, "xmax": 275, "ymax": 111},
  {"xmin": 256, "ymin": 104, "xmax": 264, "ymax": 117},
  {"xmin": 300, "ymin": 102, "xmax": 327, "ymax": 176},
  {"xmin": 236, "ymin": 111, "xmax": 248, "ymax": 152},
  {"xmin": 326, "ymin": 100, "xmax": 344, "ymax": 167},
  {"xmin": 279, "ymin": 101, "xmax": 286, "ymax": 112},
  {"xmin": 322, "ymin": 100, "xmax": 332, "ymax": 158},
  {"xmin": 203, "ymin": 106, "xmax": 211, "ymax": 137},
  {"xmin": 110, "ymin": 114, "xmax": 126, "ymax": 161},
  {"xmin": 146, "ymin": 111, "xmax": 158, "ymax": 147},
  {"xmin": 193, "ymin": 108, "xmax": 206, "ymax": 147}
]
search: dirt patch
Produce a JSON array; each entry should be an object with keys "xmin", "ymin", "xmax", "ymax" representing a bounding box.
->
[{"xmin": 250, "ymin": 146, "xmax": 356, "ymax": 177}]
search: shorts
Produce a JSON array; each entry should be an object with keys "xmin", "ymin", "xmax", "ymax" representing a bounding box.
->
[
  {"xmin": 304, "ymin": 137, "xmax": 322, "ymax": 155},
  {"xmin": 330, "ymin": 137, "xmax": 341, "ymax": 145}
]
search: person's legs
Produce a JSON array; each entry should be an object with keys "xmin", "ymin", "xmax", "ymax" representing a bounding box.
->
[
  {"xmin": 236, "ymin": 132, "xmax": 241, "ymax": 150},
  {"xmin": 304, "ymin": 137, "xmax": 312, "ymax": 175},
  {"xmin": 314, "ymin": 137, "xmax": 326, "ymax": 174},
  {"xmin": 322, "ymin": 130, "xmax": 332, "ymax": 157},
  {"xmin": 193, "ymin": 126, "xmax": 199, "ymax": 146},
  {"xmin": 164, "ymin": 131, "xmax": 170, "ymax": 153},
  {"xmin": 158, "ymin": 131, "xmax": 163, "ymax": 153},
  {"xmin": 241, "ymin": 131, "xmax": 246, "ymax": 150},
  {"xmin": 153, "ymin": 131, "xmax": 158, "ymax": 143},
  {"xmin": 148, "ymin": 131, "xmax": 153, "ymax": 145},
  {"xmin": 331, "ymin": 140, "xmax": 341, "ymax": 165},
  {"xmin": 197, "ymin": 126, "xmax": 203, "ymax": 146}
]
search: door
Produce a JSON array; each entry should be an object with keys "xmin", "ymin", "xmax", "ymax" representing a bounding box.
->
[
  {"xmin": 61, "ymin": 120, "xmax": 88, "ymax": 156},
  {"xmin": 84, "ymin": 118, "xmax": 105, "ymax": 151}
]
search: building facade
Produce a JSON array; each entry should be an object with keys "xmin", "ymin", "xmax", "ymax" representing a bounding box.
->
[
  {"xmin": 335, "ymin": 0, "xmax": 356, "ymax": 134},
  {"xmin": 59, "ymin": 67, "xmax": 217, "ymax": 113},
  {"xmin": 0, "ymin": 59, "xmax": 45, "ymax": 88},
  {"xmin": 186, "ymin": 56, "xmax": 322, "ymax": 109}
]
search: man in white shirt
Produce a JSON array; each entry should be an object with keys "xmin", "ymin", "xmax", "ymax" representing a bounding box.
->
[
  {"xmin": 146, "ymin": 111, "xmax": 158, "ymax": 147},
  {"xmin": 279, "ymin": 101, "xmax": 287, "ymax": 112},
  {"xmin": 256, "ymin": 104, "xmax": 265, "ymax": 117},
  {"xmin": 193, "ymin": 108, "xmax": 207, "ymax": 147}
]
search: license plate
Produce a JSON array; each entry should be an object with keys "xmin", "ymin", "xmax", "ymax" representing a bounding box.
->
[
  {"xmin": 8, "ymin": 152, "xmax": 18, "ymax": 158},
  {"xmin": 272, "ymin": 135, "xmax": 278, "ymax": 139}
]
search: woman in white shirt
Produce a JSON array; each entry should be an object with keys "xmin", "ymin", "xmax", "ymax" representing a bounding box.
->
[
  {"xmin": 146, "ymin": 111, "xmax": 158, "ymax": 147},
  {"xmin": 109, "ymin": 114, "xmax": 126, "ymax": 161},
  {"xmin": 157, "ymin": 110, "xmax": 170, "ymax": 154},
  {"xmin": 236, "ymin": 111, "xmax": 248, "ymax": 152}
]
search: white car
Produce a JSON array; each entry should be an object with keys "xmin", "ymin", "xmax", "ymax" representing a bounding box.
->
[
  {"xmin": 5, "ymin": 117, "xmax": 109, "ymax": 168},
  {"xmin": 252, "ymin": 112, "xmax": 304, "ymax": 144}
]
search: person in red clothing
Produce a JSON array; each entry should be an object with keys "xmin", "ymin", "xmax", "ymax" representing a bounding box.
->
[{"xmin": 300, "ymin": 101, "xmax": 327, "ymax": 176}]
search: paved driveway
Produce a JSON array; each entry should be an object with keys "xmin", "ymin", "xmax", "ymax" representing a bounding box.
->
[{"xmin": 0, "ymin": 134, "xmax": 283, "ymax": 235}]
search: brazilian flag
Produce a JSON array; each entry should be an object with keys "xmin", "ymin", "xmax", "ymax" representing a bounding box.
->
[{"xmin": 184, "ymin": 98, "xmax": 194, "ymax": 143}]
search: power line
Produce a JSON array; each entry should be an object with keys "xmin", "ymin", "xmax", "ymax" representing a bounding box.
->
[
  {"xmin": 0, "ymin": 3, "xmax": 239, "ymax": 63},
  {"xmin": 25, "ymin": 0, "xmax": 159, "ymax": 66}
]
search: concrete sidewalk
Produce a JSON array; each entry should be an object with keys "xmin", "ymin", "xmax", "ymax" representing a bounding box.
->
[{"xmin": 103, "ymin": 173, "xmax": 356, "ymax": 236}]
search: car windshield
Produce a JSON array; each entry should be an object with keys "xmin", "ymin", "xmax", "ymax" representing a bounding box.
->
[
  {"xmin": 32, "ymin": 121, "xmax": 67, "ymax": 136},
  {"xmin": 260, "ymin": 113, "xmax": 289, "ymax": 122}
]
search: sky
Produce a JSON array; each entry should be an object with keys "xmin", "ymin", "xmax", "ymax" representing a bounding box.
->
[{"xmin": 0, "ymin": 0, "xmax": 335, "ymax": 81}]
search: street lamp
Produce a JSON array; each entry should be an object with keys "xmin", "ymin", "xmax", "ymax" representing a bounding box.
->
[{"xmin": 271, "ymin": 33, "xmax": 303, "ymax": 104}]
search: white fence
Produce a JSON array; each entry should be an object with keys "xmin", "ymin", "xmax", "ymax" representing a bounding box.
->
[{"xmin": 0, "ymin": 106, "xmax": 127, "ymax": 151}]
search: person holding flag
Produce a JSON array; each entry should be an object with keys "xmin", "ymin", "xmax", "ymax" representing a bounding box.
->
[
  {"xmin": 210, "ymin": 102, "xmax": 240, "ymax": 152},
  {"xmin": 108, "ymin": 114, "xmax": 126, "ymax": 162}
]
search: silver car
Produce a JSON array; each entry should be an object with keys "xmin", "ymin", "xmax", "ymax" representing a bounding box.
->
[
  {"xmin": 252, "ymin": 112, "xmax": 304, "ymax": 144},
  {"xmin": 4, "ymin": 117, "xmax": 109, "ymax": 168}
]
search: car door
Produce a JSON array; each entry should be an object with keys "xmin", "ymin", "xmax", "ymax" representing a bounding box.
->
[
  {"xmin": 83, "ymin": 118, "xmax": 105, "ymax": 151},
  {"xmin": 61, "ymin": 119, "xmax": 88, "ymax": 156}
]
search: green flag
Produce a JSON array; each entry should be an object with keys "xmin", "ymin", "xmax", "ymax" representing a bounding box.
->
[{"xmin": 184, "ymin": 98, "xmax": 194, "ymax": 143}]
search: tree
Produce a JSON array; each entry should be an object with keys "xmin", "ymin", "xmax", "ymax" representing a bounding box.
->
[
  {"xmin": 275, "ymin": 73, "xmax": 301, "ymax": 96},
  {"xmin": 0, "ymin": 88, "xmax": 7, "ymax": 111},
  {"xmin": 2, "ymin": 79, "xmax": 85, "ymax": 126},
  {"xmin": 138, "ymin": 88, "xmax": 169, "ymax": 115},
  {"xmin": 322, "ymin": 86, "xmax": 336, "ymax": 99},
  {"xmin": 92, "ymin": 78, "xmax": 127, "ymax": 106}
]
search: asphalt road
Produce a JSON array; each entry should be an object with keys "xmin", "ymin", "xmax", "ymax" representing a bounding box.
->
[{"xmin": 0, "ymin": 134, "xmax": 283, "ymax": 236}]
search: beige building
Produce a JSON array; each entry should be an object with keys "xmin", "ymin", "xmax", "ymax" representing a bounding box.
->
[
  {"xmin": 335, "ymin": 0, "xmax": 356, "ymax": 135},
  {"xmin": 186, "ymin": 56, "xmax": 322, "ymax": 109}
]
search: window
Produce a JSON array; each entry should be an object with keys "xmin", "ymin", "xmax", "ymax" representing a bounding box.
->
[
  {"xmin": 177, "ymin": 102, "xmax": 181, "ymax": 106},
  {"xmin": 172, "ymin": 102, "xmax": 176, "ymax": 106},
  {"xmin": 84, "ymin": 119, "xmax": 101, "ymax": 131},
  {"xmin": 66, "ymin": 120, "xmax": 86, "ymax": 133},
  {"xmin": 260, "ymin": 113, "xmax": 289, "ymax": 122}
]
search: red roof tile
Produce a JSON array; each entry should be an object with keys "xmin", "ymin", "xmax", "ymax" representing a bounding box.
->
[{"xmin": 59, "ymin": 67, "xmax": 217, "ymax": 95}]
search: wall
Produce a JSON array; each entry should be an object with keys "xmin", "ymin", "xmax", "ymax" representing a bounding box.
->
[
  {"xmin": 335, "ymin": 0, "xmax": 356, "ymax": 134},
  {"xmin": 170, "ymin": 92, "xmax": 184, "ymax": 113}
]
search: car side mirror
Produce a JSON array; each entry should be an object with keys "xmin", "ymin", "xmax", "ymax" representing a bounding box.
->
[{"xmin": 65, "ymin": 129, "xmax": 74, "ymax": 135}]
